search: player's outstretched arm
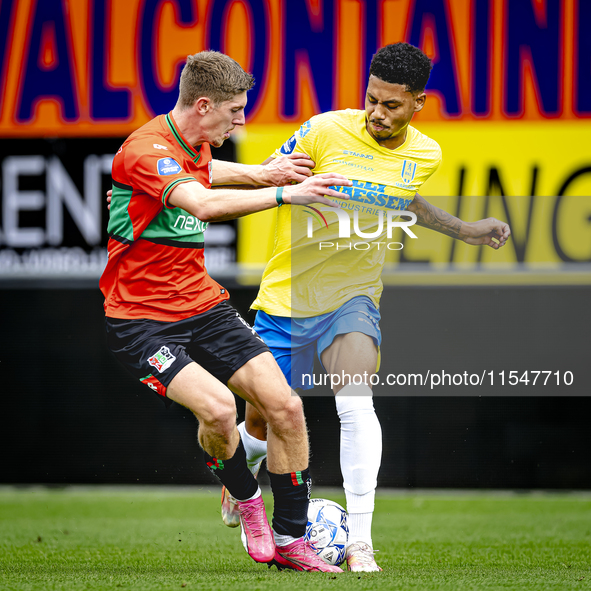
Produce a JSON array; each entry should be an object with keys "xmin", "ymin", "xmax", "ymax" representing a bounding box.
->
[
  {"xmin": 104, "ymin": 157, "xmax": 324, "ymax": 213},
  {"xmin": 407, "ymin": 194, "xmax": 511, "ymax": 249},
  {"xmin": 211, "ymin": 153, "xmax": 315, "ymax": 187},
  {"xmin": 168, "ymin": 173, "xmax": 351, "ymax": 222}
]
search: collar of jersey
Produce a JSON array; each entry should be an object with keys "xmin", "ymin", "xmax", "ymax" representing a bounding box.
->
[{"xmin": 165, "ymin": 112, "xmax": 202, "ymax": 163}]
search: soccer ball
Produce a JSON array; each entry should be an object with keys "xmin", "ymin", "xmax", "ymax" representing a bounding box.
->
[{"xmin": 304, "ymin": 498, "xmax": 348, "ymax": 565}]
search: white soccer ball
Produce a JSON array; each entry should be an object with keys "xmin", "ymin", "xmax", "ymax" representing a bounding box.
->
[{"xmin": 304, "ymin": 498, "xmax": 349, "ymax": 566}]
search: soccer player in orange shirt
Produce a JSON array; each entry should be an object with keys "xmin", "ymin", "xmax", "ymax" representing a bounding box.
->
[{"xmin": 101, "ymin": 50, "xmax": 352, "ymax": 573}]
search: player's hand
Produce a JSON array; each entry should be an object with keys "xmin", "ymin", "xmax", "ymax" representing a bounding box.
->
[
  {"xmin": 261, "ymin": 153, "xmax": 315, "ymax": 186},
  {"xmin": 106, "ymin": 189, "xmax": 112, "ymax": 210},
  {"xmin": 283, "ymin": 173, "xmax": 351, "ymax": 208},
  {"xmin": 463, "ymin": 217, "xmax": 511, "ymax": 249}
]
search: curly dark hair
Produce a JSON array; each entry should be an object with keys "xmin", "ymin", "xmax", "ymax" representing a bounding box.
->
[{"xmin": 369, "ymin": 43, "xmax": 432, "ymax": 94}]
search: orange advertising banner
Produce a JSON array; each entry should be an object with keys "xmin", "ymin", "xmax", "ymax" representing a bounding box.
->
[{"xmin": 0, "ymin": 0, "xmax": 589, "ymax": 138}]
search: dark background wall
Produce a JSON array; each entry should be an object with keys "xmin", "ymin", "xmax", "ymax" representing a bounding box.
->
[{"xmin": 2, "ymin": 285, "xmax": 590, "ymax": 489}]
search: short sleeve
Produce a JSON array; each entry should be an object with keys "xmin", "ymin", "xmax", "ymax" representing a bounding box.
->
[
  {"xmin": 271, "ymin": 116, "xmax": 321, "ymax": 162},
  {"xmin": 123, "ymin": 139, "xmax": 197, "ymax": 208}
]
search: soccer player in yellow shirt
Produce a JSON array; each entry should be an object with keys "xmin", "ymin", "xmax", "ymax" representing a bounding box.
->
[{"xmin": 220, "ymin": 43, "xmax": 511, "ymax": 572}]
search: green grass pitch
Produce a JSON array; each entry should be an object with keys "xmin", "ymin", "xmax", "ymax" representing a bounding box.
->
[{"xmin": 1, "ymin": 487, "xmax": 589, "ymax": 590}]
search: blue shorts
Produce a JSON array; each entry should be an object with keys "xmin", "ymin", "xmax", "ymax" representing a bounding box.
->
[{"xmin": 254, "ymin": 296, "xmax": 381, "ymax": 390}]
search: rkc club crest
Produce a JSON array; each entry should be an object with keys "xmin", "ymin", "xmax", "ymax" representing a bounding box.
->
[{"xmin": 401, "ymin": 160, "xmax": 417, "ymax": 184}]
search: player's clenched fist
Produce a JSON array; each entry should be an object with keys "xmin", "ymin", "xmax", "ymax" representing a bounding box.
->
[
  {"xmin": 462, "ymin": 217, "xmax": 511, "ymax": 249},
  {"xmin": 261, "ymin": 152, "xmax": 315, "ymax": 186},
  {"xmin": 283, "ymin": 173, "xmax": 352, "ymax": 207}
]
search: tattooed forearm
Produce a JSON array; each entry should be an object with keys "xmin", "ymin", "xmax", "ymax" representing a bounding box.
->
[{"xmin": 407, "ymin": 194, "xmax": 464, "ymax": 238}]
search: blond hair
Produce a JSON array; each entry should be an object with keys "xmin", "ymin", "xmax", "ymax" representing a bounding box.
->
[{"xmin": 178, "ymin": 51, "xmax": 255, "ymax": 109}]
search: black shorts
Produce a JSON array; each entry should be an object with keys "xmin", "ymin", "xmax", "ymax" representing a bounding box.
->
[{"xmin": 105, "ymin": 301, "xmax": 269, "ymax": 405}]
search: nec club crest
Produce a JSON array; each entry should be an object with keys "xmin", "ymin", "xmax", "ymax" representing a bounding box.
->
[
  {"xmin": 157, "ymin": 158, "xmax": 182, "ymax": 175},
  {"xmin": 147, "ymin": 346, "xmax": 176, "ymax": 372}
]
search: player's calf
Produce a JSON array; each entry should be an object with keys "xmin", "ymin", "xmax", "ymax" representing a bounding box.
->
[
  {"xmin": 222, "ymin": 422, "xmax": 265, "ymax": 528},
  {"xmin": 204, "ymin": 439, "xmax": 258, "ymax": 503},
  {"xmin": 227, "ymin": 354, "xmax": 314, "ymax": 557}
]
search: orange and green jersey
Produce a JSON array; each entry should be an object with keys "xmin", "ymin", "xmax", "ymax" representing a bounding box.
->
[{"xmin": 100, "ymin": 112, "xmax": 229, "ymax": 321}]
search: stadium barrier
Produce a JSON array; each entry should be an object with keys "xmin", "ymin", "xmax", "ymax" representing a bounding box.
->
[{"xmin": 2, "ymin": 284, "xmax": 589, "ymax": 489}]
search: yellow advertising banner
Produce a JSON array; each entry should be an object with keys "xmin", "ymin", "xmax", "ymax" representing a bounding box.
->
[{"xmin": 236, "ymin": 121, "xmax": 591, "ymax": 283}]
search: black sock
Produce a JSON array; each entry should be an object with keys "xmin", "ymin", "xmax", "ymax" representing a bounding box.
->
[
  {"xmin": 268, "ymin": 468, "xmax": 311, "ymax": 538},
  {"xmin": 203, "ymin": 438, "xmax": 258, "ymax": 501}
]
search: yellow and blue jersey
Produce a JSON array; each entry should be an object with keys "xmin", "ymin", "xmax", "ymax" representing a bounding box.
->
[{"xmin": 251, "ymin": 109, "xmax": 442, "ymax": 318}]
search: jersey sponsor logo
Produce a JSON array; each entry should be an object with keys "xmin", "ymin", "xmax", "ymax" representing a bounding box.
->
[
  {"xmin": 280, "ymin": 134, "xmax": 297, "ymax": 155},
  {"xmin": 401, "ymin": 160, "xmax": 417, "ymax": 184},
  {"xmin": 298, "ymin": 120, "xmax": 312, "ymax": 138},
  {"xmin": 147, "ymin": 346, "xmax": 176, "ymax": 372},
  {"xmin": 174, "ymin": 214, "xmax": 208, "ymax": 233},
  {"xmin": 157, "ymin": 158, "xmax": 182, "ymax": 175},
  {"xmin": 332, "ymin": 158, "xmax": 374, "ymax": 172},
  {"xmin": 343, "ymin": 150, "xmax": 373, "ymax": 160},
  {"xmin": 153, "ymin": 143, "xmax": 168, "ymax": 150},
  {"xmin": 329, "ymin": 179, "xmax": 413, "ymax": 210}
]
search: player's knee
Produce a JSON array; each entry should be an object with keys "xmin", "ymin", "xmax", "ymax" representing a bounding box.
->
[
  {"xmin": 285, "ymin": 395, "xmax": 305, "ymax": 428},
  {"xmin": 267, "ymin": 394, "xmax": 304, "ymax": 435},
  {"xmin": 197, "ymin": 397, "xmax": 236, "ymax": 436}
]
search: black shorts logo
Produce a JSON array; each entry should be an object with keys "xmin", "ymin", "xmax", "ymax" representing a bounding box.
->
[{"xmin": 147, "ymin": 346, "xmax": 176, "ymax": 372}]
